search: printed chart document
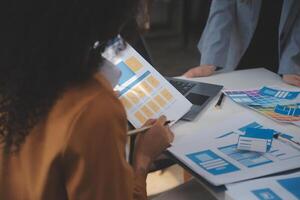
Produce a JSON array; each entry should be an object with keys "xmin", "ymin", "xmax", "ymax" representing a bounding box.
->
[
  {"xmin": 224, "ymin": 86, "xmax": 300, "ymax": 126},
  {"xmin": 226, "ymin": 172, "xmax": 300, "ymax": 200},
  {"xmin": 103, "ymin": 39, "xmax": 192, "ymax": 128},
  {"xmin": 168, "ymin": 113, "xmax": 300, "ymax": 186}
]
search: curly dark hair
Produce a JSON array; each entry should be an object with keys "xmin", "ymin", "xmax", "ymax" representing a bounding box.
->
[{"xmin": 0, "ymin": 0, "xmax": 138, "ymax": 152}]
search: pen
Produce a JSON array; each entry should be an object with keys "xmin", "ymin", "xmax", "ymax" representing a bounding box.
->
[
  {"xmin": 128, "ymin": 120, "xmax": 172, "ymax": 136},
  {"xmin": 273, "ymin": 133, "xmax": 300, "ymax": 149},
  {"xmin": 215, "ymin": 92, "xmax": 225, "ymax": 108}
]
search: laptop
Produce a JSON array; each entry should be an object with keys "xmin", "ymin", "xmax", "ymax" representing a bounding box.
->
[{"xmin": 166, "ymin": 77, "xmax": 223, "ymax": 121}]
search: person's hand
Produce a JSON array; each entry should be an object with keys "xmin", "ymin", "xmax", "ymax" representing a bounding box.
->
[
  {"xmin": 282, "ymin": 74, "xmax": 300, "ymax": 87},
  {"xmin": 133, "ymin": 116, "xmax": 174, "ymax": 174},
  {"xmin": 183, "ymin": 64, "xmax": 216, "ymax": 78}
]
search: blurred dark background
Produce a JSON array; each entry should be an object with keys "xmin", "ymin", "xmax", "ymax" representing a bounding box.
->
[{"xmin": 139, "ymin": 0, "xmax": 211, "ymax": 76}]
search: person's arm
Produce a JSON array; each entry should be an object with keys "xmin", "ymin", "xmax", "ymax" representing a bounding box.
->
[
  {"xmin": 183, "ymin": 0, "xmax": 235, "ymax": 78},
  {"xmin": 61, "ymin": 93, "xmax": 137, "ymax": 200},
  {"xmin": 132, "ymin": 116, "xmax": 174, "ymax": 199},
  {"xmin": 281, "ymin": 74, "xmax": 300, "ymax": 87},
  {"xmin": 183, "ymin": 65, "xmax": 220, "ymax": 78},
  {"xmin": 61, "ymin": 91, "xmax": 173, "ymax": 200},
  {"xmin": 279, "ymin": 7, "xmax": 300, "ymax": 87}
]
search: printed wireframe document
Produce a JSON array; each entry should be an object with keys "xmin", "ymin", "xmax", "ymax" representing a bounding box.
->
[
  {"xmin": 102, "ymin": 39, "xmax": 192, "ymax": 128},
  {"xmin": 168, "ymin": 113, "xmax": 300, "ymax": 186},
  {"xmin": 226, "ymin": 172, "xmax": 300, "ymax": 200}
]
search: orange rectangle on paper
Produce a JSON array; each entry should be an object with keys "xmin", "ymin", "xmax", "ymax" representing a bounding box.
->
[
  {"xmin": 141, "ymin": 105, "xmax": 154, "ymax": 118},
  {"xmin": 154, "ymin": 95, "xmax": 167, "ymax": 107},
  {"xmin": 126, "ymin": 92, "xmax": 139, "ymax": 104},
  {"xmin": 125, "ymin": 56, "xmax": 142, "ymax": 72},
  {"xmin": 120, "ymin": 96, "xmax": 132, "ymax": 110},
  {"xmin": 147, "ymin": 100, "xmax": 160, "ymax": 113},
  {"xmin": 147, "ymin": 75, "xmax": 160, "ymax": 88},
  {"xmin": 133, "ymin": 87, "xmax": 146, "ymax": 99},
  {"xmin": 134, "ymin": 111, "xmax": 146, "ymax": 124},
  {"xmin": 140, "ymin": 81, "xmax": 153, "ymax": 94},
  {"xmin": 161, "ymin": 88, "xmax": 173, "ymax": 101}
]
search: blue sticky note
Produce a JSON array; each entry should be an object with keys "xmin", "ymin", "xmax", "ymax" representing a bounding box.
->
[
  {"xmin": 244, "ymin": 128, "xmax": 275, "ymax": 140},
  {"xmin": 239, "ymin": 122, "xmax": 263, "ymax": 133},
  {"xmin": 237, "ymin": 128, "xmax": 274, "ymax": 153}
]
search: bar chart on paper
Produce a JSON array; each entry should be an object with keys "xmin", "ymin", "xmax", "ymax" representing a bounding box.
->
[{"xmin": 103, "ymin": 40, "xmax": 192, "ymax": 128}]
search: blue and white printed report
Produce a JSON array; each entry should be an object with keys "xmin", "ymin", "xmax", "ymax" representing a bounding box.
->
[{"xmin": 168, "ymin": 113, "xmax": 300, "ymax": 186}]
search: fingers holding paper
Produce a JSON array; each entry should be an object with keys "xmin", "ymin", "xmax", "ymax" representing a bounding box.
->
[
  {"xmin": 142, "ymin": 118, "xmax": 157, "ymax": 127},
  {"xmin": 156, "ymin": 115, "xmax": 174, "ymax": 143}
]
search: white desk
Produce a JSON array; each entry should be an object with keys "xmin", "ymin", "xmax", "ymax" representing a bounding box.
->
[{"xmin": 154, "ymin": 68, "xmax": 300, "ymax": 200}]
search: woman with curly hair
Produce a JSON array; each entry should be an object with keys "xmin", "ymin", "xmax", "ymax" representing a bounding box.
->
[{"xmin": 0, "ymin": 0, "xmax": 173, "ymax": 199}]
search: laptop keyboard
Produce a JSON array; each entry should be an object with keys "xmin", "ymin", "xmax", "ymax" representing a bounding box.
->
[{"xmin": 169, "ymin": 79, "xmax": 196, "ymax": 95}]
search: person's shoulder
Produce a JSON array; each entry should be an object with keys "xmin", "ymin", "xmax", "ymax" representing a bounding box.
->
[
  {"xmin": 90, "ymin": 73, "xmax": 126, "ymax": 116},
  {"xmin": 55, "ymin": 73, "xmax": 118, "ymax": 113},
  {"xmin": 61, "ymin": 74, "xmax": 128, "ymax": 154},
  {"xmin": 83, "ymin": 86, "xmax": 126, "ymax": 124},
  {"xmin": 72, "ymin": 72, "xmax": 127, "ymax": 129},
  {"xmin": 56, "ymin": 73, "xmax": 127, "ymax": 152},
  {"xmin": 48, "ymin": 72, "xmax": 126, "ymax": 135}
]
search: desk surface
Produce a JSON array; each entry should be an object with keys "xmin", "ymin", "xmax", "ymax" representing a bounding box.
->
[
  {"xmin": 164, "ymin": 68, "xmax": 300, "ymax": 200},
  {"xmin": 172, "ymin": 68, "xmax": 299, "ymax": 144}
]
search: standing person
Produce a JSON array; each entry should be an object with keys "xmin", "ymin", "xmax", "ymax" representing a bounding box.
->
[
  {"xmin": 0, "ymin": 0, "xmax": 174, "ymax": 200},
  {"xmin": 183, "ymin": 0, "xmax": 300, "ymax": 87}
]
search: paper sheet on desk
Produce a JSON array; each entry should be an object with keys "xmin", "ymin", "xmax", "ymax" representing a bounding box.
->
[
  {"xmin": 226, "ymin": 172, "xmax": 300, "ymax": 200},
  {"xmin": 168, "ymin": 114, "xmax": 300, "ymax": 186},
  {"xmin": 102, "ymin": 38, "xmax": 192, "ymax": 128}
]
